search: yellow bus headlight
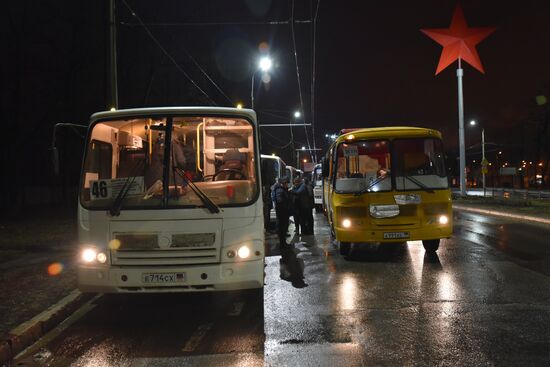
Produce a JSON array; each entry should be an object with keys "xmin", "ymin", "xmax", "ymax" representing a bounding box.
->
[
  {"xmin": 342, "ymin": 218, "xmax": 352, "ymax": 228},
  {"xmin": 438, "ymin": 215, "xmax": 449, "ymax": 225}
]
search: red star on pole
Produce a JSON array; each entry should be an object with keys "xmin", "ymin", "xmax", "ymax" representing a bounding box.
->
[{"xmin": 421, "ymin": 4, "xmax": 496, "ymax": 75}]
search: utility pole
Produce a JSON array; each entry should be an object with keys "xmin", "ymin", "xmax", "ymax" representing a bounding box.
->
[{"xmin": 109, "ymin": 0, "xmax": 119, "ymax": 109}]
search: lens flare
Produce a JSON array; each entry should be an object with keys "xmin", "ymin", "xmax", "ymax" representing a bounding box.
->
[
  {"xmin": 258, "ymin": 41, "xmax": 269, "ymax": 52},
  {"xmin": 47, "ymin": 262, "xmax": 64, "ymax": 276},
  {"xmin": 109, "ymin": 239, "xmax": 121, "ymax": 250},
  {"xmin": 261, "ymin": 73, "xmax": 271, "ymax": 84}
]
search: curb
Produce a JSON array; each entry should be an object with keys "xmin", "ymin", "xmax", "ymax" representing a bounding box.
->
[
  {"xmin": 453, "ymin": 204, "xmax": 550, "ymax": 225},
  {"xmin": 0, "ymin": 289, "xmax": 94, "ymax": 365}
]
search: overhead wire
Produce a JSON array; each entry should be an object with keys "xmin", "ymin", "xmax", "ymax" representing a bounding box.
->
[
  {"xmin": 120, "ymin": 0, "xmax": 217, "ymax": 105},
  {"xmin": 290, "ymin": 0, "xmax": 312, "ymax": 157},
  {"xmin": 178, "ymin": 44, "xmax": 234, "ymax": 105},
  {"xmin": 310, "ymin": 0, "xmax": 321, "ymax": 162},
  {"xmin": 120, "ymin": 19, "xmax": 312, "ymax": 27},
  {"xmin": 262, "ymin": 129, "xmax": 294, "ymax": 149}
]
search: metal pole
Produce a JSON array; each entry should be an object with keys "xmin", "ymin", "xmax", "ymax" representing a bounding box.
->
[
  {"xmin": 250, "ymin": 71, "xmax": 256, "ymax": 110},
  {"xmin": 109, "ymin": 0, "xmax": 119, "ymax": 109},
  {"xmin": 296, "ymin": 150, "xmax": 300, "ymax": 168},
  {"xmin": 482, "ymin": 128, "xmax": 486, "ymax": 197},
  {"xmin": 457, "ymin": 63, "xmax": 466, "ymax": 196}
]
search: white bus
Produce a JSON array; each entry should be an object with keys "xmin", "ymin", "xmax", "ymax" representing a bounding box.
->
[
  {"xmin": 312, "ymin": 163, "xmax": 323, "ymax": 212},
  {"xmin": 76, "ymin": 107, "xmax": 264, "ymax": 295},
  {"xmin": 285, "ymin": 165, "xmax": 298, "ymax": 186},
  {"xmin": 260, "ymin": 154, "xmax": 287, "ymax": 228}
]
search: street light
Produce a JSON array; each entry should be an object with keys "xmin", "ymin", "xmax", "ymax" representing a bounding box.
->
[
  {"xmin": 294, "ymin": 111, "xmax": 301, "ymax": 118},
  {"xmin": 251, "ymin": 56, "xmax": 272, "ymax": 110},
  {"xmin": 469, "ymin": 120, "xmax": 487, "ymax": 196}
]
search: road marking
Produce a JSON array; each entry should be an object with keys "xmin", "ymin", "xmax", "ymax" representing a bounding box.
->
[
  {"xmin": 182, "ymin": 322, "xmax": 214, "ymax": 352},
  {"xmin": 454, "ymin": 204, "xmax": 550, "ymax": 225},
  {"xmin": 227, "ymin": 301, "xmax": 245, "ymax": 316}
]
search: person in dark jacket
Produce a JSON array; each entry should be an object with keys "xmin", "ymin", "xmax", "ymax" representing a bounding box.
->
[
  {"xmin": 290, "ymin": 177, "xmax": 303, "ymax": 234},
  {"xmin": 292, "ymin": 177, "xmax": 315, "ymax": 235},
  {"xmin": 271, "ymin": 177, "xmax": 291, "ymax": 248}
]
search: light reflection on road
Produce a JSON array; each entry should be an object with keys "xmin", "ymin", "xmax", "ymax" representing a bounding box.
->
[
  {"xmin": 407, "ymin": 240, "xmax": 424, "ymax": 285},
  {"xmin": 339, "ymin": 275, "xmax": 358, "ymax": 311}
]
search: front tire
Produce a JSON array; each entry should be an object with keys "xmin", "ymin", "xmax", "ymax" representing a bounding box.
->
[
  {"xmin": 422, "ymin": 239, "xmax": 440, "ymax": 252},
  {"xmin": 339, "ymin": 242, "xmax": 351, "ymax": 256}
]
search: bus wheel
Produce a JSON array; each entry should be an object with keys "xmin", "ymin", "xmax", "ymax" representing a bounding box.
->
[
  {"xmin": 339, "ymin": 242, "xmax": 351, "ymax": 256},
  {"xmin": 422, "ymin": 239, "xmax": 440, "ymax": 252}
]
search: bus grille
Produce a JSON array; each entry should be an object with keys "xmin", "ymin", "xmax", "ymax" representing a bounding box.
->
[{"xmin": 111, "ymin": 232, "xmax": 219, "ymax": 266}]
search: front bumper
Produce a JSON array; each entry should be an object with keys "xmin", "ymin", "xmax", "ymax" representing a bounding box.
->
[
  {"xmin": 78, "ymin": 259, "xmax": 264, "ymax": 293},
  {"xmin": 335, "ymin": 224, "xmax": 452, "ymax": 243}
]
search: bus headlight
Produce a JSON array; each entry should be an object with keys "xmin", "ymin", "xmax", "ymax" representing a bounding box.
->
[
  {"xmin": 342, "ymin": 218, "xmax": 352, "ymax": 228},
  {"xmin": 237, "ymin": 246, "xmax": 250, "ymax": 259},
  {"xmin": 81, "ymin": 248, "xmax": 97, "ymax": 263},
  {"xmin": 438, "ymin": 215, "xmax": 449, "ymax": 225},
  {"xmin": 96, "ymin": 252, "xmax": 107, "ymax": 264}
]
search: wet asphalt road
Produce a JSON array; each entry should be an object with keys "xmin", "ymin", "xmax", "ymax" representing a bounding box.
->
[{"xmin": 13, "ymin": 209, "xmax": 550, "ymax": 366}]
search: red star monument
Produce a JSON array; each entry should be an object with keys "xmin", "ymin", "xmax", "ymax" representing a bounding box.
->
[{"xmin": 421, "ymin": 4, "xmax": 496, "ymax": 75}]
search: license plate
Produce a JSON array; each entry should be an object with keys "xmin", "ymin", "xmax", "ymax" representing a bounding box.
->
[
  {"xmin": 383, "ymin": 232, "xmax": 410, "ymax": 239},
  {"xmin": 142, "ymin": 272, "xmax": 185, "ymax": 284}
]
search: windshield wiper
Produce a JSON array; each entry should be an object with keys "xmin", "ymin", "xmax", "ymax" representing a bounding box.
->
[
  {"xmin": 401, "ymin": 175, "xmax": 434, "ymax": 193},
  {"xmin": 110, "ymin": 176, "xmax": 137, "ymax": 216},
  {"xmin": 354, "ymin": 175, "xmax": 389, "ymax": 196},
  {"xmin": 109, "ymin": 160, "xmax": 145, "ymax": 216},
  {"xmin": 175, "ymin": 168, "xmax": 220, "ymax": 214}
]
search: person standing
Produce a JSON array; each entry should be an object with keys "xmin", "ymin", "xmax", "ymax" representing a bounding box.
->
[
  {"xmin": 290, "ymin": 177, "xmax": 303, "ymax": 234},
  {"xmin": 301, "ymin": 177, "xmax": 315, "ymax": 234},
  {"xmin": 272, "ymin": 177, "xmax": 291, "ymax": 248},
  {"xmin": 294, "ymin": 177, "xmax": 314, "ymax": 235}
]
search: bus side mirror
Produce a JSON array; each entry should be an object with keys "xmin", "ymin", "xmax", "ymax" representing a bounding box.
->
[
  {"xmin": 51, "ymin": 147, "xmax": 60, "ymax": 177},
  {"xmin": 321, "ymin": 158, "xmax": 328, "ymax": 178}
]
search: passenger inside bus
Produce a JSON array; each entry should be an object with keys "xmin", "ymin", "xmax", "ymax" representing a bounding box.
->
[{"xmin": 214, "ymin": 149, "xmax": 247, "ymax": 181}]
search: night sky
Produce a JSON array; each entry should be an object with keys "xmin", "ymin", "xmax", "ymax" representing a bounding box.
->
[{"xmin": 3, "ymin": 0, "xmax": 550, "ymax": 207}]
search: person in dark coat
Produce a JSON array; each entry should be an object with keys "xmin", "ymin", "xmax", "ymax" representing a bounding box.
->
[
  {"xmin": 292, "ymin": 177, "xmax": 315, "ymax": 235},
  {"xmin": 290, "ymin": 177, "xmax": 303, "ymax": 234},
  {"xmin": 271, "ymin": 177, "xmax": 291, "ymax": 248}
]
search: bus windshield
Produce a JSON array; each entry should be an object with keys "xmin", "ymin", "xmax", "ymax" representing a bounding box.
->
[
  {"xmin": 334, "ymin": 137, "xmax": 448, "ymax": 193},
  {"xmin": 335, "ymin": 140, "xmax": 391, "ymax": 193},
  {"xmin": 80, "ymin": 115, "xmax": 258, "ymax": 210},
  {"xmin": 393, "ymin": 137, "xmax": 448, "ymax": 190}
]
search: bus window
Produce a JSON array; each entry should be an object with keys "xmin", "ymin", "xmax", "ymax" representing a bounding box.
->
[
  {"xmin": 80, "ymin": 116, "xmax": 258, "ymax": 209},
  {"xmin": 334, "ymin": 140, "xmax": 391, "ymax": 193},
  {"xmin": 393, "ymin": 138, "xmax": 448, "ymax": 190}
]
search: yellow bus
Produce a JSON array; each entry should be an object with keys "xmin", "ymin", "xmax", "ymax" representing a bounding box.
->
[{"xmin": 322, "ymin": 127, "xmax": 452, "ymax": 255}]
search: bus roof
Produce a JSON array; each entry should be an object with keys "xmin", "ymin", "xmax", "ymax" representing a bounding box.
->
[
  {"xmin": 90, "ymin": 107, "xmax": 257, "ymax": 124},
  {"xmin": 337, "ymin": 126, "xmax": 442, "ymax": 142},
  {"xmin": 260, "ymin": 154, "xmax": 286, "ymax": 165}
]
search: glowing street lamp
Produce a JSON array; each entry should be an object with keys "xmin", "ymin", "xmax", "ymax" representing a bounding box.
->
[
  {"xmin": 294, "ymin": 111, "xmax": 301, "ymax": 118},
  {"xmin": 259, "ymin": 57, "xmax": 272, "ymax": 72},
  {"xmin": 469, "ymin": 120, "xmax": 486, "ymax": 196},
  {"xmin": 251, "ymin": 56, "xmax": 272, "ymax": 110}
]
